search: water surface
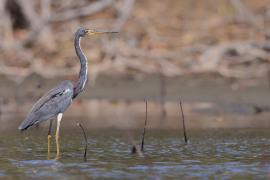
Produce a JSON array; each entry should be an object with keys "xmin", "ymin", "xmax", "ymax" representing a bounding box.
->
[{"xmin": 0, "ymin": 128, "xmax": 270, "ymax": 179}]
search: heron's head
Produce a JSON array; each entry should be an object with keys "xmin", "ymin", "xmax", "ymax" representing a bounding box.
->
[{"xmin": 76, "ymin": 27, "xmax": 118, "ymax": 37}]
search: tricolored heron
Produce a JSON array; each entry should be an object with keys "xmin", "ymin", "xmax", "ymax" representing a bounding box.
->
[{"xmin": 18, "ymin": 27, "xmax": 117, "ymax": 159}]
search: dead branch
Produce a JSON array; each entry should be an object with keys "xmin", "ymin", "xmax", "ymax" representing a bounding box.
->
[
  {"xmin": 194, "ymin": 41, "xmax": 270, "ymax": 78},
  {"xmin": 16, "ymin": 0, "xmax": 39, "ymax": 27},
  {"xmin": 49, "ymin": 0, "xmax": 114, "ymax": 22},
  {"xmin": 1, "ymin": 0, "xmax": 115, "ymax": 49},
  {"xmin": 77, "ymin": 123, "xmax": 88, "ymax": 161},
  {"xmin": 11, "ymin": 0, "xmax": 54, "ymax": 49}
]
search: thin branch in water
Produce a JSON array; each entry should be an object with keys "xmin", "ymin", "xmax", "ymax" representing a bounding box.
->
[
  {"xmin": 179, "ymin": 100, "xmax": 188, "ymax": 143},
  {"xmin": 141, "ymin": 99, "xmax": 148, "ymax": 151},
  {"xmin": 77, "ymin": 123, "xmax": 88, "ymax": 161},
  {"xmin": 130, "ymin": 99, "xmax": 148, "ymax": 156}
]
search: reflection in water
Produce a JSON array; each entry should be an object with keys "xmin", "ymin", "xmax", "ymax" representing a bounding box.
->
[{"xmin": 0, "ymin": 129, "xmax": 270, "ymax": 179}]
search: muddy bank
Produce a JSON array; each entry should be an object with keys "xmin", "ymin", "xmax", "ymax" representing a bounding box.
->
[{"xmin": 0, "ymin": 73, "xmax": 269, "ymax": 130}]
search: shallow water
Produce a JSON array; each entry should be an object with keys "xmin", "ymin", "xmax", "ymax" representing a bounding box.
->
[{"xmin": 1, "ymin": 128, "xmax": 270, "ymax": 179}]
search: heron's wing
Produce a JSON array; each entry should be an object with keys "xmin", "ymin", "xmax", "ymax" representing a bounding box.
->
[
  {"xmin": 30, "ymin": 84, "xmax": 70, "ymax": 113},
  {"xmin": 18, "ymin": 81, "xmax": 73, "ymax": 131}
]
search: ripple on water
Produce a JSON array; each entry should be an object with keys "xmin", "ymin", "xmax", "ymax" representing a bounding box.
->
[{"xmin": 0, "ymin": 129, "xmax": 270, "ymax": 179}]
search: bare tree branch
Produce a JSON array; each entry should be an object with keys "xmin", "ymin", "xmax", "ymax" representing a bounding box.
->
[{"xmin": 50, "ymin": 0, "xmax": 114, "ymax": 22}]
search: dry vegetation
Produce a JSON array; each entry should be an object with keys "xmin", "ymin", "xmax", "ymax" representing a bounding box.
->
[{"xmin": 0, "ymin": 0, "xmax": 270, "ymax": 83}]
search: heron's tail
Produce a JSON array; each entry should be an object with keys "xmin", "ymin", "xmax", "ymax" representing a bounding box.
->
[{"xmin": 18, "ymin": 114, "xmax": 36, "ymax": 131}]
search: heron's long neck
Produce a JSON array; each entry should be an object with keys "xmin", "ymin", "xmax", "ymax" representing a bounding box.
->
[{"xmin": 73, "ymin": 33, "xmax": 88, "ymax": 98}]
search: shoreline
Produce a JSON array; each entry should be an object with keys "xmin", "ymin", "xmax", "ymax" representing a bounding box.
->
[{"xmin": 0, "ymin": 73, "xmax": 269, "ymax": 130}]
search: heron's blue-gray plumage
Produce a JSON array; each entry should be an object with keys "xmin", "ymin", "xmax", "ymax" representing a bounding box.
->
[
  {"xmin": 18, "ymin": 27, "xmax": 90, "ymax": 131},
  {"xmin": 73, "ymin": 27, "xmax": 88, "ymax": 98},
  {"xmin": 18, "ymin": 80, "xmax": 73, "ymax": 131}
]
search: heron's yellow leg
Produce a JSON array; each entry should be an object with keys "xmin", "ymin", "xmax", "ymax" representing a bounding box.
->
[
  {"xmin": 47, "ymin": 119, "xmax": 53, "ymax": 160},
  {"xmin": 55, "ymin": 113, "xmax": 63, "ymax": 160},
  {"xmin": 47, "ymin": 135, "xmax": 52, "ymax": 159},
  {"xmin": 55, "ymin": 135, "xmax": 59, "ymax": 159}
]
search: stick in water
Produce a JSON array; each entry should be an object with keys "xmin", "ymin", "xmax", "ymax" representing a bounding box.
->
[
  {"xmin": 77, "ymin": 123, "xmax": 88, "ymax": 161},
  {"xmin": 179, "ymin": 100, "xmax": 188, "ymax": 143},
  {"xmin": 141, "ymin": 99, "xmax": 148, "ymax": 151}
]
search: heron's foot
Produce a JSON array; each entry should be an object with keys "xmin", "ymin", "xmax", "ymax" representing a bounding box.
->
[
  {"xmin": 55, "ymin": 135, "xmax": 60, "ymax": 160},
  {"xmin": 47, "ymin": 135, "xmax": 52, "ymax": 160}
]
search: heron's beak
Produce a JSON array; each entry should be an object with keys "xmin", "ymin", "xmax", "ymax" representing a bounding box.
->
[{"xmin": 85, "ymin": 29, "xmax": 118, "ymax": 36}]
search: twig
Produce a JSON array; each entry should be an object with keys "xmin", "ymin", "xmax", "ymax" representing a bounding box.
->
[
  {"xmin": 179, "ymin": 100, "xmax": 188, "ymax": 143},
  {"xmin": 77, "ymin": 123, "xmax": 88, "ymax": 161},
  {"xmin": 141, "ymin": 99, "xmax": 148, "ymax": 151},
  {"xmin": 3, "ymin": 0, "xmax": 114, "ymax": 48},
  {"xmin": 129, "ymin": 100, "xmax": 148, "ymax": 157}
]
